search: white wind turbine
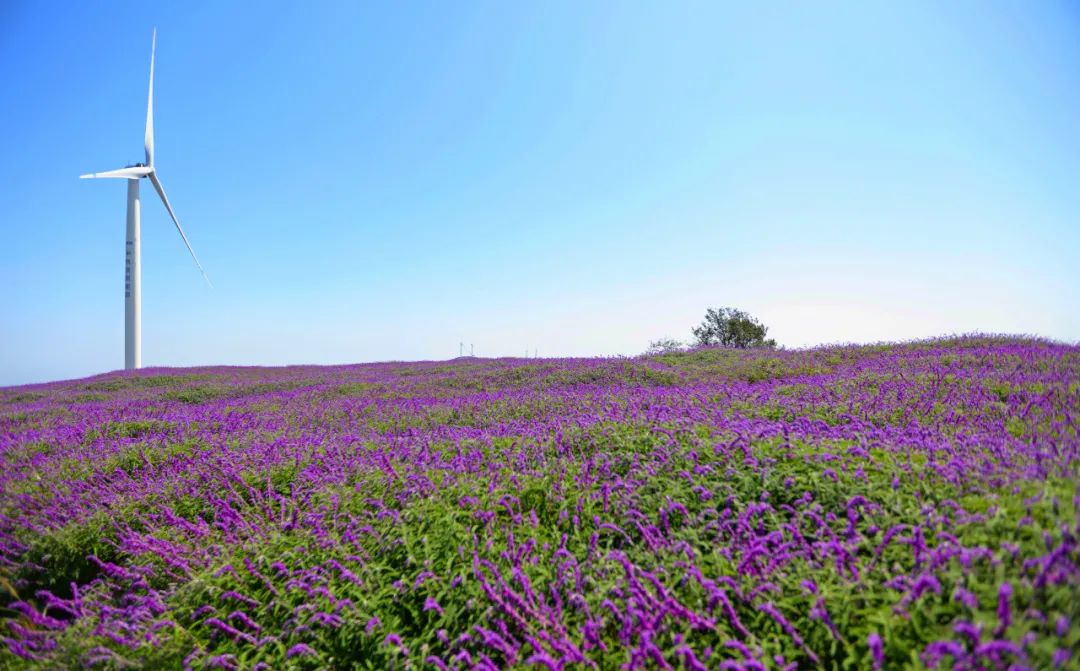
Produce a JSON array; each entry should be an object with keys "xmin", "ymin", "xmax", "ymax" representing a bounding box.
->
[{"xmin": 81, "ymin": 29, "xmax": 209, "ymax": 370}]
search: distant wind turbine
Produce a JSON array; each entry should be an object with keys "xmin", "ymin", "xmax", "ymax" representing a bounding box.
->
[{"xmin": 81, "ymin": 29, "xmax": 209, "ymax": 370}]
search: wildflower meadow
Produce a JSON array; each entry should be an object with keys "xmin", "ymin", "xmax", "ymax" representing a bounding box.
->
[{"xmin": 1, "ymin": 336, "xmax": 1077, "ymax": 669}]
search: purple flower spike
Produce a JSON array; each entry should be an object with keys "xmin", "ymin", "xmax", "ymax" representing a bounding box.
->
[
  {"xmin": 868, "ymin": 632, "xmax": 884, "ymax": 670},
  {"xmin": 286, "ymin": 644, "xmax": 315, "ymax": 659},
  {"xmin": 1055, "ymin": 615, "xmax": 1069, "ymax": 638},
  {"xmin": 423, "ymin": 596, "xmax": 444, "ymax": 616},
  {"xmin": 996, "ymin": 582, "xmax": 1013, "ymax": 636}
]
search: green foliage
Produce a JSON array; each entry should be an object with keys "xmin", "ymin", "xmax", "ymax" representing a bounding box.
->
[
  {"xmin": 83, "ymin": 374, "xmax": 209, "ymax": 393},
  {"xmin": 646, "ymin": 338, "xmax": 684, "ymax": 355},
  {"xmin": 163, "ymin": 386, "xmax": 230, "ymax": 404},
  {"xmin": 0, "ymin": 392, "xmax": 45, "ymax": 404},
  {"xmin": 7, "ymin": 512, "xmax": 121, "ymax": 606},
  {"xmin": 70, "ymin": 393, "xmax": 109, "ymax": 403},
  {"xmin": 102, "ymin": 437, "xmax": 210, "ymax": 475},
  {"xmin": 692, "ymin": 306, "xmax": 777, "ymax": 348},
  {"xmin": 329, "ymin": 382, "xmax": 374, "ymax": 396},
  {"xmin": 84, "ymin": 419, "xmax": 172, "ymax": 443}
]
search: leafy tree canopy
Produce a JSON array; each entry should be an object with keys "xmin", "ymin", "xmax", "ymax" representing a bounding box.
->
[
  {"xmin": 691, "ymin": 307, "xmax": 776, "ymax": 349},
  {"xmin": 646, "ymin": 338, "xmax": 685, "ymax": 355}
]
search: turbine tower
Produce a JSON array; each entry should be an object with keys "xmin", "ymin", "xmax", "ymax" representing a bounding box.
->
[{"xmin": 81, "ymin": 29, "xmax": 209, "ymax": 370}]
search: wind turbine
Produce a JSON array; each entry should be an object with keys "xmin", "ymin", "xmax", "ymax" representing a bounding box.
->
[{"xmin": 81, "ymin": 29, "xmax": 209, "ymax": 370}]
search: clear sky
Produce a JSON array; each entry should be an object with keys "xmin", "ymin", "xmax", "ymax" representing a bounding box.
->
[{"xmin": 2, "ymin": 1, "xmax": 1078, "ymax": 385}]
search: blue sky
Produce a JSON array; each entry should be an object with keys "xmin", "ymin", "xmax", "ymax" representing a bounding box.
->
[{"xmin": 2, "ymin": 1, "xmax": 1078, "ymax": 385}]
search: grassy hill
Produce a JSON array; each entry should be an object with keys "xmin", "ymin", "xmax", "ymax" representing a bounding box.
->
[{"xmin": 1, "ymin": 336, "xmax": 1077, "ymax": 669}]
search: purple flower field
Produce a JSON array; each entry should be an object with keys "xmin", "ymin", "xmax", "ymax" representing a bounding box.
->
[{"xmin": 0, "ymin": 336, "xmax": 1077, "ymax": 669}]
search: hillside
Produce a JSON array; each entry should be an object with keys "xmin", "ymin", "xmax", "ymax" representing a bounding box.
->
[{"xmin": 1, "ymin": 337, "xmax": 1078, "ymax": 669}]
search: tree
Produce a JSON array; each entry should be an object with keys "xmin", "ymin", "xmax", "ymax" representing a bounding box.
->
[
  {"xmin": 646, "ymin": 338, "xmax": 684, "ymax": 355},
  {"xmin": 692, "ymin": 307, "xmax": 776, "ymax": 348}
]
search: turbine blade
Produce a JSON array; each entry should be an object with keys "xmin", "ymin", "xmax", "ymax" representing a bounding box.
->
[
  {"xmin": 80, "ymin": 166, "xmax": 153, "ymax": 179},
  {"xmin": 149, "ymin": 172, "xmax": 212, "ymax": 287},
  {"xmin": 144, "ymin": 28, "xmax": 156, "ymax": 167}
]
